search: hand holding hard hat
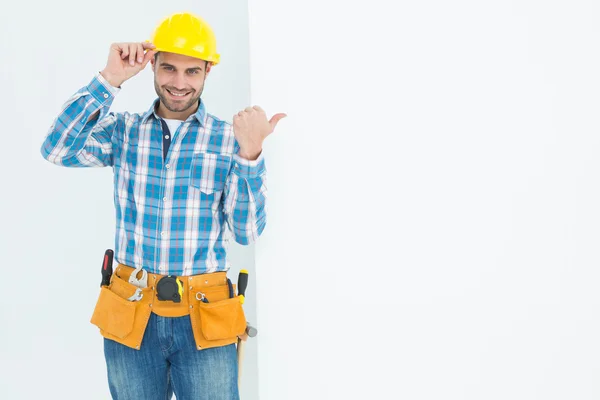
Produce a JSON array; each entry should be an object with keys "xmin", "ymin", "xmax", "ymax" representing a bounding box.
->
[
  {"xmin": 100, "ymin": 42, "xmax": 157, "ymax": 88},
  {"xmin": 100, "ymin": 12, "xmax": 220, "ymax": 88}
]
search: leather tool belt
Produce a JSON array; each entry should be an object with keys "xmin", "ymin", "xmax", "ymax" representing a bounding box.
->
[{"xmin": 90, "ymin": 263, "xmax": 247, "ymax": 350}]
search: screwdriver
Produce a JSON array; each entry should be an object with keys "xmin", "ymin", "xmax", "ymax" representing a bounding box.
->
[
  {"xmin": 101, "ymin": 249, "xmax": 114, "ymax": 287},
  {"xmin": 237, "ymin": 269, "xmax": 248, "ymax": 304}
]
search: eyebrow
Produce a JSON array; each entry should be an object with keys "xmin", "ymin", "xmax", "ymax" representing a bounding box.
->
[{"xmin": 160, "ymin": 62, "xmax": 203, "ymax": 71}]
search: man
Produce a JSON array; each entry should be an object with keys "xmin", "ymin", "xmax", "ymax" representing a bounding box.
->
[{"xmin": 40, "ymin": 12, "xmax": 284, "ymax": 400}]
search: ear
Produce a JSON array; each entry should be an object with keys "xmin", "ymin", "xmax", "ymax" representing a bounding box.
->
[{"xmin": 206, "ymin": 62, "xmax": 212, "ymax": 76}]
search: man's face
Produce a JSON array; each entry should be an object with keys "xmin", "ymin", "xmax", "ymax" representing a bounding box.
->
[{"xmin": 151, "ymin": 52, "xmax": 210, "ymax": 114}]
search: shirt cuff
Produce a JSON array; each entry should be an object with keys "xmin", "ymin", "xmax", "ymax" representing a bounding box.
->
[
  {"xmin": 233, "ymin": 151, "xmax": 266, "ymax": 178},
  {"xmin": 87, "ymin": 73, "xmax": 120, "ymax": 105}
]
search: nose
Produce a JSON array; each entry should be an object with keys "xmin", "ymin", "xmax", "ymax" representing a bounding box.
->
[{"xmin": 171, "ymin": 73, "xmax": 187, "ymax": 91}]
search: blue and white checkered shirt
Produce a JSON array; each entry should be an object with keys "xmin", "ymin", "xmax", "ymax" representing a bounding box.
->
[{"xmin": 41, "ymin": 73, "xmax": 267, "ymax": 276}]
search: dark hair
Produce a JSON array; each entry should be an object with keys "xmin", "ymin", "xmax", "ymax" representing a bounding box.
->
[{"xmin": 154, "ymin": 52, "xmax": 209, "ymax": 70}]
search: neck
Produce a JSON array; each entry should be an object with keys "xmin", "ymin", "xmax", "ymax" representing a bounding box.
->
[{"xmin": 156, "ymin": 101, "xmax": 199, "ymax": 121}]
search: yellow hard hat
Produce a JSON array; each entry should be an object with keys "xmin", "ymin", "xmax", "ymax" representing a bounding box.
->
[{"xmin": 150, "ymin": 12, "xmax": 220, "ymax": 65}]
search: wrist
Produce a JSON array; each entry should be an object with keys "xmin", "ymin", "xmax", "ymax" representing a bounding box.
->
[
  {"xmin": 238, "ymin": 148, "xmax": 262, "ymax": 161},
  {"xmin": 100, "ymin": 70, "xmax": 123, "ymax": 88}
]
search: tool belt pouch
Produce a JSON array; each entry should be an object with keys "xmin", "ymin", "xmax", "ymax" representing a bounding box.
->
[
  {"xmin": 189, "ymin": 285, "xmax": 247, "ymax": 350},
  {"xmin": 90, "ymin": 275, "xmax": 153, "ymax": 350}
]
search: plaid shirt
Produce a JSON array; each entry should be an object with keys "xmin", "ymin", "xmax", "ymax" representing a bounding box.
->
[{"xmin": 41, "ymin": 73, "xmax": 267, "ymax": 276}]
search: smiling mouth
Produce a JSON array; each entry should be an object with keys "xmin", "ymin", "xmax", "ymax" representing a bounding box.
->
[{"xmin": 166, "ymin": 88, "xmax": 192, "ymax": 98}]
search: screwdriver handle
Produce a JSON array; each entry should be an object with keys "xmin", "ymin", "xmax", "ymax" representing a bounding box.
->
[
  {"xmin": 237, "ymin": 269, "xmax": 248, "ymax": 304},
  {"xmin": 101, "ymin": 249, "xmax": 114, "ymax": 287}
]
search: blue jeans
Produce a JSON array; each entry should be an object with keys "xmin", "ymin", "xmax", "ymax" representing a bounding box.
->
[{"xmin": 104, "ymin": 312, "xmax": 239, "ymax": 400}]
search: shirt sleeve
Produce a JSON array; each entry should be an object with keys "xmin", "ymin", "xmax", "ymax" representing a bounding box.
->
[
  {"xmin": 40, "ymin": 73, "xmax": 122, "ymax": 167},
  {"xmin": 222, "ymin": 151, "xmax": 268, "ymax": 245}
]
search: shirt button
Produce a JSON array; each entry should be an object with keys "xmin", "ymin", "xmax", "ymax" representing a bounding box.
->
[
  {"xmin": 161, "ymin": 232, "xmax": 167, "ymax": 237},
  {"xmin": 165, "ymin": 135, "xmax": 170, "ymax": 139},
  {"xmin": 165, "ymin": 164, "xmax": 170, "ymax": 169},
  {"xmin": 103, "ymin": 93, "xmax": 108, "ymax": 99},
  {"xmin": 163, "ymin": 197, "xmax": 167, "ymax": 202}
]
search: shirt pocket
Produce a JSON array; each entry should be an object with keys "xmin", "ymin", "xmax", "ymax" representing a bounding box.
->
[{"xmin": 190, "ymin": 152, "xmax": 232, "ymax": 194}]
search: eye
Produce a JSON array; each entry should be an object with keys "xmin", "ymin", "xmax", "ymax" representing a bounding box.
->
[
  {"xmin": 187, "ymin": 70, "xmax": 199, "ymax": 75},
  {"xmin": 163, "ymin": 66, "xmax": 174, "ymax": 71}
]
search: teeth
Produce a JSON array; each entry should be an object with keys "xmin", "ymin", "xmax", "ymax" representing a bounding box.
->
[{"xmin": 168, "ymin": 89, "xmax": 189, "ymax": 97}]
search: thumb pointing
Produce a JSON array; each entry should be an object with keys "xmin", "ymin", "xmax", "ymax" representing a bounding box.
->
[{"xmin": 269, "ymin": 113, "xmax": 287, "ymax": 131}]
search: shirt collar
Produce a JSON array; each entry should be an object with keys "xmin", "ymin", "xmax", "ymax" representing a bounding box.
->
[{"xmin": 141, "ymin": 98, "xmax": 206, "ymax": 126}]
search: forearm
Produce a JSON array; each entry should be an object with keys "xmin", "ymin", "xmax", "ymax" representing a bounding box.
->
[
  {"xmin": 223, "ymin": 153, "xmax": 268, "ymax": 245},
  {"xmin": 40, "ymin": 73, "xmax": 119, "ymax": 167}
]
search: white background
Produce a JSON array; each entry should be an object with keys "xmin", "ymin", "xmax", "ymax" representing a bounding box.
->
[
  {"xmin": 0, "ymin": 1, "xmax": 259, "ymax": 399},
  {"xmin": 3, "ymin": 0, "xmax": 600, "ymax": 399},
  {"xmin": 249, "ymin": 0, "xmax": 600, "ymax": 399}
]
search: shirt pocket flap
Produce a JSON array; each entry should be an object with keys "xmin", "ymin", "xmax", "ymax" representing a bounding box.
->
[{"xmin": 190, "ymin": 152, "xmax": 232, "ymax": 194}]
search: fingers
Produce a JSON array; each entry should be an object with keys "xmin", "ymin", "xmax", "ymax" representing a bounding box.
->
[
  {"xmin": 243, "ymin": 106, "xmax": 266, "ymax": 114},
  {"xmin": 129, "ymin": 44, "xmax": 138, "ymax": 66},
  {"xmin": 120, "ymin": 43, "xmax": 129, "ymax": 60},
  {"xmin": 240, "ymin": 106, "xmax": 265, "ymax": 115},
  {"xmin": 116, "ymin": 42, "xmax": 154, "ymax": 67},
  {"xmin": 120, "ymin": 43, "xmax": 137, "ymax": 66},
  {"xmin": 136, "ymin": 43, "xmax": 144, "ymax": 64},
  {"xmin": 235, "ymin": 107, "xmax": 286, "ymax": 128},
  {"xmin": 142, "ymin": 49, "xmax": 156, "ymax": 68}
]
